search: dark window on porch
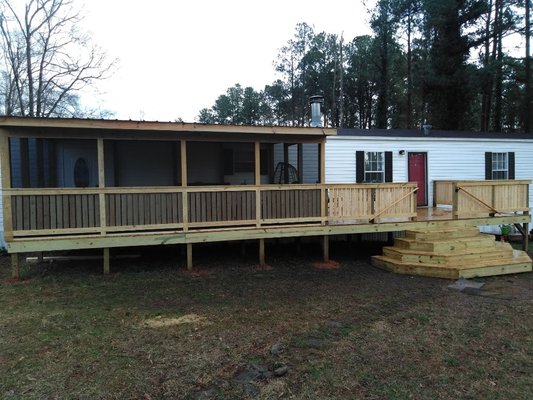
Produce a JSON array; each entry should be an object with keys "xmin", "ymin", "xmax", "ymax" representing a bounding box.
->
[
  {"xmin": 223, "ymin": 148, "xmax": 270, "ymax": 176},
  {"xmin": 9, "ymin": 137, "xmax": 94, "ymax": 188},
  {"xmin": 111, "ymin": 141, "xmax": 178, "ymax": 187}
]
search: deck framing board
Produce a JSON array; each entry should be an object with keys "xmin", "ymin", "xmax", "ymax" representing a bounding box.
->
[{"xmin": 6, "ymin": 214, "xmax": 530, "ymax": 253}]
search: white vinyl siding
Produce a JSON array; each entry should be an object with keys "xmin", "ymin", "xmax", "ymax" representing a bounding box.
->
[{"xmin": 326, "ymin": 136, "xmax": 533, "ymax": 223}]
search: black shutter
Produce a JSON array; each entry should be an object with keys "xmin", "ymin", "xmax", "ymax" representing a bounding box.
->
[
  {"xmin": 508, "ymin": 152, "xmax": 515, "ymax": 179},
  {"xmin": 385, "ymin": 151, "xmax": 393, "ymax": 182},
  {"xmin": 356, "ymin": 151, "xmax": 364, "ymax": 183},
  {"xmin": 485, "ymin": 152, "xmax": 492, "ymax": 180}
]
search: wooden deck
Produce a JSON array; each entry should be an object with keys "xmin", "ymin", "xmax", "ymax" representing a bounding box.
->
[{"xmin": 3, "ymin": 180, "xmax": 531, "ymax": 277}]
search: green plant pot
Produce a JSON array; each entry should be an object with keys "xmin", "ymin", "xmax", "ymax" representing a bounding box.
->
[{"xmin": 500, "ymin": 226, "xmax": 511, "ymax": 236}]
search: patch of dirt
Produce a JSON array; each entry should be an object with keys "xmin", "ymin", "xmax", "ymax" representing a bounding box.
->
[
  {"xmin": 311, "ymin": 260, "xmax": 340, "ymax": 270},
  {"xmin": 142, "ymin": 314, "xmax": 211, "ymax": 328},
  {"xmin": 1, "ymin": 277, "xmax": 32, "ymax": 285},
  {"xmin": 255, "ymin": 264, "xmax": 273, "ymax": 271}
]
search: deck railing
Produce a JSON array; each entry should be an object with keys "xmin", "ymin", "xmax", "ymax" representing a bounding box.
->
[
  {"xmin": 328, "ymin": 183, "xmax": 418, "ymax": 222},
  {"xmin": 434, "ymin": 180, "xmax": 531, "ymax": 218},
  {"xmin": 5, "ymin": 183, "xmax": 419, "ymax": 238}
]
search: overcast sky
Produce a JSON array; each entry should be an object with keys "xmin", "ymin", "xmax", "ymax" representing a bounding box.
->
[{"xmin": 79, "ymin": 0, "xmax": 373, "ymax": 122}]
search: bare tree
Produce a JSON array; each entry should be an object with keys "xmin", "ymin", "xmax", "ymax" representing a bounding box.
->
[{"xmin": 0, "ymin": 0, "xmax": 116, "ymax": 117}]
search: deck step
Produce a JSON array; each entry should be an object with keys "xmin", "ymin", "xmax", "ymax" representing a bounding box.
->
[
  {"xmin": 382, "ymin": 242, "xmax": 514, "ymax": 265},
  {"xmin": 372, "ymin": 251, "xmax": 532, "ymax": 280},
  {"xmin": 394, "ymin": 234, "xmax": 495, "ymax": 252},
  {"xmin": 405, "ymin": 227, "xmax": 480, "ymax": 241},
  {"xmin": 372, "ymin": 226, "xmax": 532, "ymax": 279}
]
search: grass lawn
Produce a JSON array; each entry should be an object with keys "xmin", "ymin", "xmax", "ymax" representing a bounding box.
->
[{"xmin": 1, "ymin": 242, "xmax": 532, "ymax": 399}]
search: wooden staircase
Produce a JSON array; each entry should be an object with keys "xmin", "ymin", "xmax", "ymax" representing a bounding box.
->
[{"xmin": 371, "ymin": 227, "xmax": 532, "ymax": 279}]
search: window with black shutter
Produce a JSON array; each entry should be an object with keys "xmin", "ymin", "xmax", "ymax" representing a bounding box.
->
[
  {"xmin": 356, "ymin": 151, "xmax": 393, "ymax": 183},
  {"xmin": 485, "ymin": 152, "xmax": 515, "ymax": 180}
]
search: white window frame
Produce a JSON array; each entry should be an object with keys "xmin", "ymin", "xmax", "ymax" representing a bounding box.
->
[
  {"xmin": 492, "ymin": 152, "xmax": 508, "ymax": 180},
  {"xmin": 364, "ymin": 151, "xmax": 385, "ymax": 183}
]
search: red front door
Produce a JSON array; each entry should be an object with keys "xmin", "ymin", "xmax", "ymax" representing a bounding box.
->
[{"xmin": 408, "ymin": 152, "xmax": 427, "ymax": 206}]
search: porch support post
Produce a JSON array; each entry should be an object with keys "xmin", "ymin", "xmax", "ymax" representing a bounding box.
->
[
  {"xmin": 283, "ymin": 143, "xmax": 289, "ymax": 183},
  {"xmin": 259, "ymin": 239, "xmax": 265, "ymax": 266},
  {"xmin": 322, "ymin": 235, "xmax": 329, "ymax": 262},
  {"xmin": 319, "ymin": 141, "xmax": 325, "ymax": 184},
  {"xmin": 186, "ymin": 243, "xmax": 193, "ymax": 270},
  {"xmin": 0, "ymin": 130, "xmax": 14, "ymax": 242},
  {"xmin": 180, "ymin": 140, "xmax": 188, "ymax": 188},
  {"xmin": 181, "ymin": 141, "xmax": 192, "ymax": 271},
  {"xmin": 255, "ymin": 142, "xmax": 261, "ymax": 227},
  {"xmin": 11, "ymin": 253, "xmax": 19, "ymax": 279},
  {"xmin": 181, "ymin": 140, "xmax": 189, "ymax": 232},
  {"xmin": 319, "ymin": 141, "xmax": 326, "ymax": 225},
  {"xmin": 103, "ymin": 248, "xmax": 110, "ymax": 275},
  {"xmin": 97, "ymin": 138, "xmax": 107, "ymax": 235},
  {"xmin": 297, "ymin": 143, "xmax": 303, "ymax": 183}
]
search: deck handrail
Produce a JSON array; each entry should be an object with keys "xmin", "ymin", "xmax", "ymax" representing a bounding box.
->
[
  {"xmin": 5, "ymin": 182, "xmax": 420, "ymax": 238},
  {"xmin": 434, "ymin": 179, "xmax": 530, "ymax": 218}
]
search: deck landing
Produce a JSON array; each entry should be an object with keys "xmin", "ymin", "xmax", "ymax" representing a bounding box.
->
[{"xmin": 371, "ymin": 227, "xmax": 532, "ymax": 279}]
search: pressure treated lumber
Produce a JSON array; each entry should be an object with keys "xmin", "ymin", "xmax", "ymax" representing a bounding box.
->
[
  {"xmin": 103, "ymin": 248, "xmax": 110, "ymax": 275},
  {"xmin": 372, "ymin": 227, "xmax": 532, "ymax": 279},
  {"xmin": 186, "ymin": 243, "xmax": 193, "ymax": 270}
]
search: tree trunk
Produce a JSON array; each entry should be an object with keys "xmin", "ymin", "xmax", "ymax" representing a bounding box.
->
[
  {"xmin": 492, "ymin": 0, "xmax": 503, "ymax": 132},
  {"xmin": 376, "ymin": 30, "xmax": 388, "ymax": 129},
  {"xmin": 525, "ymin": 0, "xmax": 531, "ymax": 132},
  {"xmin": 480, "ymin": 0, "xmax": 493, "ymax": 132},
  {"xmin": 339, "ymin": 35, "xmax": 344, "ymax": 128},
  {"xmin": 406, "ymin": 11, "xmax": 413, "ymax": 129}
]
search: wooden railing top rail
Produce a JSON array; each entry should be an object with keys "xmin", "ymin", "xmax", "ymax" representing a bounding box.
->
[
  {"xmin": 4, "ymin": 182, "xmax": 418, "ymax": 196},
  {"xmin": 434, "ymin": 179, "xmax": 531, "ymax": 186}
]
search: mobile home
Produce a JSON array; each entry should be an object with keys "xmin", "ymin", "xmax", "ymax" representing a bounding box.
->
[{"xmin": 0, "ymin": 117, "xmax": 530, "ymax": 279}]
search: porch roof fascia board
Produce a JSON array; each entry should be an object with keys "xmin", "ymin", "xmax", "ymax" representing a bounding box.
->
[{"xmin": 0, "ymin": 117, "xmax": 336, "ymax": 138}]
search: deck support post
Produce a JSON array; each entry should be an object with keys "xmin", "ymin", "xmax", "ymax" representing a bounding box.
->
[
  {"xmin": 103, "ymin": 248, "xmax": 110, "ymax": 275},
  {"xmin": 259, "ymin": 239, "xmax": 266, "ymax": 265},
  {"xmin": 522, "ymin": 222, "xmax": 529, "ymax": 251},
  {"xmin": 322, "ymin": 236, "xmax": 329, "ymax": 262},
  {"xmin": 186, "ymin": 243, "xmax": 193, "ymax": 270},
  {"xmin": 11, "ymin": 253, "xmax": 19, "ymax": 278}
]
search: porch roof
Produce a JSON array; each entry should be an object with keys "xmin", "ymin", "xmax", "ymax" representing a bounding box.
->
[{"xmin": 0, "ymin": 116, "xmax": 335, "ymax": 140}]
